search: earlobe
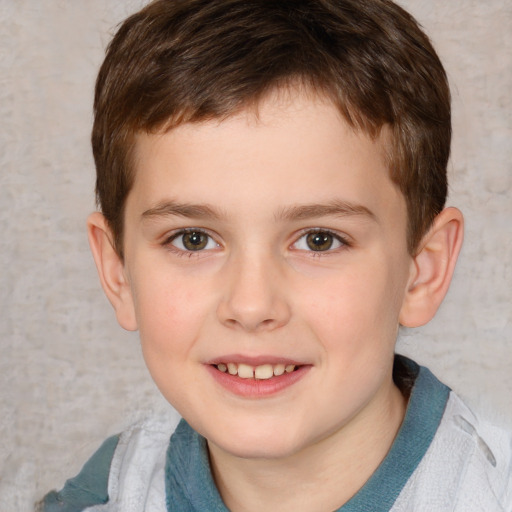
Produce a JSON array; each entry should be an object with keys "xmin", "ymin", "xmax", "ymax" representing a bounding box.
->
[
  {"xmin": 87, "ymin": 212, "xmax": 138, "ymax": 331},
  {"xmin": 399, "ymin": 207, "xmax": 464, "ymax": 328}
]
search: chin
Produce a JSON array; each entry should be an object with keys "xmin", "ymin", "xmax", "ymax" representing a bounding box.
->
[{"xmin": 207, "ymin": 427, "xmax": 308, "ymax": 461}]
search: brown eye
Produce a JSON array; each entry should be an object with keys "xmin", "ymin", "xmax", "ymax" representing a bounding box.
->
[
  {"xmin": 170, "ymin": 230, "xmax": 218, "ymax": 252},
  {"xmin": 293, "ymin": 230, "xmax": 345, "ymax": 253},
  {"xmin": 182, "ymin": 231, "xmax": 209, "ymax": 251},
  {"xmin": 306, "ymin": 232, "xmax": 334, "ymax": 251}
]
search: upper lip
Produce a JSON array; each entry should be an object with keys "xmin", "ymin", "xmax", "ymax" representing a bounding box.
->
[{"xmin": 204, "ymin": 354, "xmax": 307, "ymax": 366}]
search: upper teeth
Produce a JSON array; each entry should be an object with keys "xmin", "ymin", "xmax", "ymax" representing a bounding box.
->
[{"xmin": 216, "ymin": 362, "xmax": 296, "ymax": 380}]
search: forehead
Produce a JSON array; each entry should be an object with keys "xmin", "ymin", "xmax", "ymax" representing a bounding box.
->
[{"xmin": 129, "ymin": 89, "xmax": 402, "ymax": 223}]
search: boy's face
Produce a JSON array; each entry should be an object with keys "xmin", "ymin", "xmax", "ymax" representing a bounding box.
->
[{"xmin": 120, "ymin": 90, "xmax": 414, "ymax": 460}]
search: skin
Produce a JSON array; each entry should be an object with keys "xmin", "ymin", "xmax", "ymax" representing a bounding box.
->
[{"xmin": 88, "ymin": 88, "xmax": 463, "ymax": 511}]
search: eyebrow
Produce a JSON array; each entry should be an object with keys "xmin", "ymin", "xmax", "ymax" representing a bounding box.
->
[
  {"xmin": 142, "ymin": 201, "xmax": 224, "ymax": 220},
  {"xmin": 275, "ymin": 200, "xmax": 376, "ymax": 222}
]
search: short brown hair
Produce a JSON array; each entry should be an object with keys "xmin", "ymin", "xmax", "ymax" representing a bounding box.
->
[{"xmin": 92, "ymin": 0, "xmax": 450, "ymax": 257}]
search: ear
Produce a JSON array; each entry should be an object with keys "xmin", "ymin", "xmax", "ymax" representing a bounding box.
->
[
  {"xmin": 399, "ymin": 207, "xmax": 464, "ymax": 328},
  {"xmin": 87, "ymin": 212, "xmax": 138, "ymax": 331}
]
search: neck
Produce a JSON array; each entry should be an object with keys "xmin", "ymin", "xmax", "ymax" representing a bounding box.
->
[{"xmin": 208, "ymin": 380, "xmax": 407, "ymax": 512}]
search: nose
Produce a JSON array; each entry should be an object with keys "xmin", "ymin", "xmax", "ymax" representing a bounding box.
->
[{"xmin": 216, "ymin": 252, "xmax": 291, "ymax": 333}]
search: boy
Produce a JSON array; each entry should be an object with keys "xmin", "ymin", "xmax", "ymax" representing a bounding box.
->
[{"xmin": 40, "ymin": 0, "xmax": 511, "ymax": 510}]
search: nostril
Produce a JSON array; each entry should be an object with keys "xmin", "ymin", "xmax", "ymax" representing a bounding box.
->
[{"xmin": 221, "ymin": 315, "xmax": 282, "ymax": 333}]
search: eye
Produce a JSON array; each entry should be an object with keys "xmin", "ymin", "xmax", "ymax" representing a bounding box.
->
[
  {"xmin": 293, "ymin": 230, "xmax": 346, "ymax": 252},
  {"xmin": 169, "ymin": 230, "xmax": 218, "ymax": 252}
]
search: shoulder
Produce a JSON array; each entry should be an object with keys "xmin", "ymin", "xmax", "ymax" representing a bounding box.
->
[
  {"xmin": 395, "ymin": 390, "xmax": 512, "ymax": 511},
  {"xmin": 37, "ymin": 434, "xmax": 120, "ymax": 511},
  {"xmin": 441, "ymin": 393, "xmax": 512, "ymax": 509},
  {"xmin": 38, "ymin": 413, "xmax": 180, "ymax": 512}
]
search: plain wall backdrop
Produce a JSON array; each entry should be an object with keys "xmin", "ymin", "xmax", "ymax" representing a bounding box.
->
[{"xmin": 0, "ymin": 1, "xmax": 511, "ymax": 509}]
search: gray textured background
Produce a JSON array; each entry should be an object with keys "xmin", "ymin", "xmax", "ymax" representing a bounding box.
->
[{"xmin": 0, "ymin": 1, "xmax": 511, "ymax": 509}]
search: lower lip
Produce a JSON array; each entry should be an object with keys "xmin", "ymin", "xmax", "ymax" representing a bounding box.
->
[{"xmin": 205, "ymin": 365, "xmax": 311, "ymax": 398}]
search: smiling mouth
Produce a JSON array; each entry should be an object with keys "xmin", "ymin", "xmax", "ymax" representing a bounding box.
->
[{"xmin": 214, "ymin": 362, "xmax": 298, "ymax": 380}]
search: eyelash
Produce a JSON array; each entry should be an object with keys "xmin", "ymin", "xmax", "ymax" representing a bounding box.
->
[
  {"xmin": 292, "ymin": 229, "xmax": 351, "ymax": 255},
  {"xmin": 162, "ymin": 228, "xmax": 220, "ymax": 257},
  {"xmin": 161, "ymin": 228, "xmax": 351, "ymax": 256}
]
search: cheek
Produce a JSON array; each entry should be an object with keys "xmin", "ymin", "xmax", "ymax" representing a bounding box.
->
[
  {"xmin": 297, "ymin": 263, "xmax": 404, "ymax": 354},
  {"xmin": 132, "ymin": 273, "xmax": 217, "ymax": 408},
  {"xmin": 132, "ymin": 272, "xmax": 214, "ymax": 359}
]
